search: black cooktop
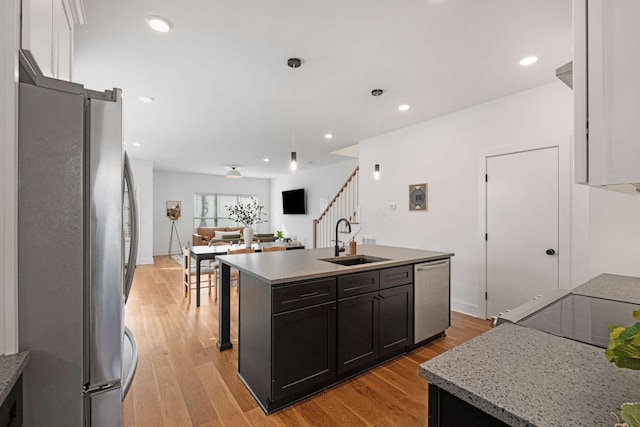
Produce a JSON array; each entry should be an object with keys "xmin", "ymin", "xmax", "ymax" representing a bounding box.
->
[{"xmin": 518, "ymin": 294, "xmax": 640, "ymax": 348}]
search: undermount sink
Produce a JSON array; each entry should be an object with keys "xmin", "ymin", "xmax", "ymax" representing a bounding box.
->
[{"xmin": 319, "ymin": 255, "xmax": 390, "ymax": 266}]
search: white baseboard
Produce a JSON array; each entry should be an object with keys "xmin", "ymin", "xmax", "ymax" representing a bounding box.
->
[
  {"xmin": 136, "ymin": 257, "xmax": 154, "ymax": 265},
  {"xmin": 451, "ymin": 299, "xmax": 482, "ymax": 318},
  {"xmin": 153, "ymin": 250, "xmax": 175, "ymax": 257}
]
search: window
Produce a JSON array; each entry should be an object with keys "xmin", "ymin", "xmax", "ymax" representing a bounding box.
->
[{"xmin": 193, "ymin": 193, "xmax": 257, "ymax": 229}]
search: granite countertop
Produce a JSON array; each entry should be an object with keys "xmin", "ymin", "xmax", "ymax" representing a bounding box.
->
[
  {"xmin": 0, "ymin": 352, "xmax": 29, "ymax": 404},
  {"xmin": 420, "ymin": 323, "xmax": 640, "ymax": 427},
  {"xmin": 572, "ymin": 273, "xmax": 640, "ymax": 304},
  {"xmin": 215, "ymin": 244, "xmax": 453, "ymax": 285}
]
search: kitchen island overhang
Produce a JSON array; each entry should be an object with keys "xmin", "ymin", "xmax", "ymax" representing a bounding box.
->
[{"xmin": 215, "ymin": 245, "xmax": 454, "ymax": 414}]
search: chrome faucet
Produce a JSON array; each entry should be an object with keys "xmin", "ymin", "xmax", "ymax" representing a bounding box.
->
[{"xmin": 334, "ymin": 218, "xmax": 351, "ymax": 256}]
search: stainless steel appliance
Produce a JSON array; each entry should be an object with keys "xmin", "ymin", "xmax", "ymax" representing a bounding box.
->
[
  {"xmin": 17, "ymin": 51, "xmax": 139, "ymax": 426},
  {"xmin": 414, "ymin": 259, "xmax": 450, "ymax": 344}
]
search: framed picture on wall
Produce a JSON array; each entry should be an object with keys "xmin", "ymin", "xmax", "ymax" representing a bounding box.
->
[
  {"xmin": 409, "ymin": 184, "xmax": 427, "ymax": 211},
  {"xmin": 166, "ymin": 200, "xmax": 181, "ymax": 220}
]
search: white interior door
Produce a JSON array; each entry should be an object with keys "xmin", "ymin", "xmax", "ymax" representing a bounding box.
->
[{"xmin": 486, "ymin": 147, "xmax": 559, "ymax": 318}]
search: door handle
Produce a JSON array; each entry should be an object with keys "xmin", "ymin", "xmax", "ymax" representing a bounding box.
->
[
  {"xmin": 124, "ymin": 153, "xmax": 139, "ymax": 303},
  {"xmin": 545, "ymin": 249, "xmax": 556, "ymax": 255}
]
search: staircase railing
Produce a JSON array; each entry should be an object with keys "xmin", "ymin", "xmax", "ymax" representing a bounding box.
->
[{"xmin": 313, "ymin": 166, "xmax": 359, "ymax": 248}]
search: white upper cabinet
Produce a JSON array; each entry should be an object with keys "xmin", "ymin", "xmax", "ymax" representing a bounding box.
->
[
  {"xmin": 21, "ymin": 0, "xmax": 85, "ymax": 81},
  {"xmin": 574, "ymin": 0, "xmax": 640, "ymax": 187}
]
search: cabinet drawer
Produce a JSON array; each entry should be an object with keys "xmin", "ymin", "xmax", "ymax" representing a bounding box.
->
[
  {"xmin": 380, "ymin": 265, "xmax": 413, "ymax": 289},
  {"xmin": 338, "ymin": 271, "xmax": 379, "ymax": 298},
  {"xmin": 272, "ymin": 278, "xmax": 336, "ymax": 313}
]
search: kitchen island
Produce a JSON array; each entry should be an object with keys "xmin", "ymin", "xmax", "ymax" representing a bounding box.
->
[
  {"xmin": 215, "ymin": 245, "xmax": 453, "ymax": 413},
  {"xmin": 420, "ymin": 273, "xmax": 640, "ymax": 426}
]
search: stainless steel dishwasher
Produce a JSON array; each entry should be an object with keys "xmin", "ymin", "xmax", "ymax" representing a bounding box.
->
[{"xmin": 414, "ymin": 259, "xmax": 450, "ymax": 344}]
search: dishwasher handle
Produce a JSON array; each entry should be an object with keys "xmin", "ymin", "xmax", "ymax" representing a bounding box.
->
[{"xmin": 415, "ymin": 260, "xmax": 449, "ymax": 271}]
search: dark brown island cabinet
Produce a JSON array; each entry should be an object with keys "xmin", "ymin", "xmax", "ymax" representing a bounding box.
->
[
  {"xmin": 238, "ymin": 262, "xmax": 443, "ymax": 414},
  {"xmin": 428, "ymin": 384, "xmax": 509, "ymax": 427},
  {"xmin": 0, "ymin": 376, "xmax": 22, "ymax": 427}
]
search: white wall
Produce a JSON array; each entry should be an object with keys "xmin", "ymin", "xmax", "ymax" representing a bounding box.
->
[
  {"xmin": 129, "ymin": 158, "xmax": 154, "ymax": 264},
  {"xmin": 153, "ymin": 170, "xmax": 271, "ymax": 255},
  {"xmin": 0, "ymin": 0, "xmax": 19, "ymax": 355},
  {"xmin": 358, "ymin": 81, "xmax": 588, "ymax": 318},
  {"xmin": 270, "ymin": 159, "xmax": 359, "ymax": 248},
  {"xmin": 589, "ymin": 187, "xmax": 640, "ymax": 277}
]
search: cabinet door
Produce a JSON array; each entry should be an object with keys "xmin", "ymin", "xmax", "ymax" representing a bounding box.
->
[
  {"xmin": 575, "ymin": 0, "xmax": 640, "ymax": 185},
  {"xmin": 21, "ymin": 0, "xmax": 56, "ymax": 77},
  {"xmin": 272, "ymin": 302, "xmax": 336, "ymax": 401},
  {"xmin": 21, "ymin": 0, "xmax": 76, "ymax": 80},
  {"xmin": 338, "ymin": 292, "xmax": 378, "ymax": 374},
  {"xmin": 378, "ymin": 284, "xmax": 413, "ymax": 358}
]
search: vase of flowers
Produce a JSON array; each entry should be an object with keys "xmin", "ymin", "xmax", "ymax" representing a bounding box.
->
[{"xmin": 226, "ymin": 197, "xmax": 267, "ymax": 247}]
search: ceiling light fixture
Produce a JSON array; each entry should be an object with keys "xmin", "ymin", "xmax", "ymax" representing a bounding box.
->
[
  {"xmin": 263, "ymin": 157, "xmax": 270, "ymax": 162},
  {"xmin": 288, "ymin": 58, "xmax": 302, "ymax": 171},
  {"xmin": 225, "ymin": 166, "xmax": 241, "ymax": 178},
  {"xmin": 372, "ymin": 88, "xmax": 383, "ymax": 181},
  {"xmin": 145, "ymin": 15, "xmax": 173, "ymax": 33},
  {"xmin": 398, "ymin": 104, "xmax": 410, "ymax": 111},
  {"xmin": 138, "ymin": 95, "xmax": 154, "ymax": 103},
  {"xmin": 324, "ymin": 133, "xmax": 333, "ymax": 140},
  {"xmin": 519, "ymin": 56, "xmax": 538, "ymax": 66}
]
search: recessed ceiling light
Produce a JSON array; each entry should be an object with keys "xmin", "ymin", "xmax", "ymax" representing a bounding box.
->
[
  {"xmin": 263, "ymin": 157, "xmax": 270, "ymax": 162},
  {"xmin": 324, "ymin": 133, "xmax": 333, "ymax": 140},
  {"xmin": 398, "ymin": 104, "xmax": 410, "ymax": 111},
  {"xmin": 519, "ymin": 56, "xmax": 538, "ymax": 66},
  {"xmin": 145, "ymin": 15, "xmax": 173, "ymax": 33},
  {"xmin": 138, "ymin": 95, "xmax": 154, "ymax": 103},
  {"xmin": 132, "ymin": 142, "xmax": 143, "ymax": 147}
]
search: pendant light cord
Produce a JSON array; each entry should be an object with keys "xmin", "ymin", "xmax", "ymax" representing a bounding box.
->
[
  {"xmin": 291, "ymin": 64, "xmax": 296, "ymax": 152},
  {"xmin": 375, "ymin": 92, "xmax": 379, "ymax": 163}
]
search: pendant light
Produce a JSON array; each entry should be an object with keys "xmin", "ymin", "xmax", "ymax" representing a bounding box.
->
[
  {"xmin": 372, "ymin": 88, "xmax": 383, "ymax": 180},
  {"xmin": 288, "ymin": 58, "xmax": 302, "ymax": 171}
]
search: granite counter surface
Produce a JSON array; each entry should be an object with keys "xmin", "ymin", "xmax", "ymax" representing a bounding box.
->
[
  {"xmin": 0, "ymin": 352, "xmax": 29, "ymax": 404},
  {"xmin": 215, "ymin": 244, "xmax": 453, "ymax": 285},
  {"xmin": 420, "ymin": 323, "xmax": 640, "ymax": 427},
  {"xmin": 572, "ymin": 273, "xmax": 640, "ymax": 304}
]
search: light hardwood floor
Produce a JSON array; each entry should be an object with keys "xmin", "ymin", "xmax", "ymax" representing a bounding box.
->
[{"xmin": 122, "ymin": 256, "xmax": 491, "ymax": 427}]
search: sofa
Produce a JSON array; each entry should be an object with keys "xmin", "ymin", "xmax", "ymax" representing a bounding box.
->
[{"xmin": 192, "ymin": 227, "xmax": 277, "ymax": 245}]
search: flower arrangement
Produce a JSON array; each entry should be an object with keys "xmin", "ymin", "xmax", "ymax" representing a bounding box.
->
[
  {"xmin": 226, "ymin": 197, "xmax": 266, "ymax": 227},
  {"xmin": 607, "ymin": 309, "xmax": 640, "ymax": 427}
]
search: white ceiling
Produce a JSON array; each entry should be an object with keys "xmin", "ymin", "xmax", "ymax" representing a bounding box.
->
[{"xmin": 74, "ymin": 0, "xmax": 572, "ymax": 179}]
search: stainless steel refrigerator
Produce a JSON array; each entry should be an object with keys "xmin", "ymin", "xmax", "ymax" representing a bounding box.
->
[{"xmin": 17, "ymin": 51, "xmax": 139, "ymax": 426}]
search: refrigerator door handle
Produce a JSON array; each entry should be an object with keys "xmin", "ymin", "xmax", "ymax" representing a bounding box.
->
[
  {"xmin": 122, "ymin": 326, "xmax": 138, "ymax": 399},
  {"xmin": 124, "ymin": 152, "xmax": 139, "ymax": 303}
]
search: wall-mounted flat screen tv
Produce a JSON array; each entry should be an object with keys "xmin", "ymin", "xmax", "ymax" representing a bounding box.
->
[{"xmin": 282, "ymin": 188, "xmax": 306, "ymax": 214}]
